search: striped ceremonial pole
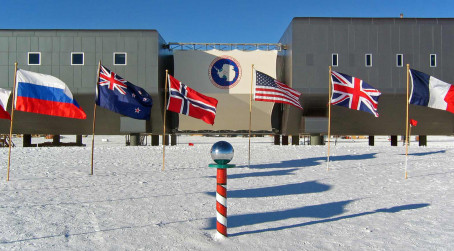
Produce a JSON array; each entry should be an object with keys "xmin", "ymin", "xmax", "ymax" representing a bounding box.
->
[
  {"xmin": 216, "ymin": 168, "xmax": 228, "ymax": 237},
  {"xmin": 209, "ymin": 141, "xmax": 235, "ymax": 238}
]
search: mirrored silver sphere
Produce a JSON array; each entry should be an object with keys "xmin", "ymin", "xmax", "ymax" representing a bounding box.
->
[{"xmin": 210, "ymin": 141, "xmax": 234, "ymax": 165}]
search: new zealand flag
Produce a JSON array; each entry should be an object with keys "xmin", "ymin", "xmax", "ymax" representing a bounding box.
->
[{"xmin": 96, "ymin": 65, "xmax": 152, "ymax": 120}]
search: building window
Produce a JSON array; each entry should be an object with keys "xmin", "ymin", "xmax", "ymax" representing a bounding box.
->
[
  {"xmin": 396, "ymin": 54, "xmax": 403, "ymax": 67},
  {"xmin": 365, "ymin": 54, "xmax": 372, "ymax": 67},
  {"xmin": 28, "ymin": 52, "xmax": 41, "ymax": 65},
  {"xmin": 114, "ymin": 52, "xmax": 127, "ymax": 65},
  {"xmin": 332, "ymin": 53, "xmax": 338, "ymax": 67},
  {"xmin": 430, "ymin": 54, "xmax": 437, "ymax": 67},
  {"xmin": 71, "ymin": 52, "xmax": 84, "ymax": 65}
]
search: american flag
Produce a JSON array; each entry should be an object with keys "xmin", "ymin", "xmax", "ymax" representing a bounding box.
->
[
  {"xmin": 254, "ymin": 70, "xmax": 303, "ymax": 110},
  {"xmin": 330, "ymin": 71, "xmax": 381, "ymax": 117}
]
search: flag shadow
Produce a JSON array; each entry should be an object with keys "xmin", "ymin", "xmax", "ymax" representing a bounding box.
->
[
  {"xmin": 238, "ymin": 153, "xmax": 377, "ymax": 169},
  {"xmin": 205, "ymin": 202, "xmax": 430, "ymax": 236},
  {"xmin": 205, "ymin": 168, "xmax": 298, "ymax": 179},
  {"xmin": 403, "ymin": 150, "xmax": 446, "ymax": 156},
  {"xmin": 205, "ymin": 200, "xmax": 353, "ymax": 231},
  {"xmin": 205, "ymin": 180, "xmax": 331, "ymax": 199}
]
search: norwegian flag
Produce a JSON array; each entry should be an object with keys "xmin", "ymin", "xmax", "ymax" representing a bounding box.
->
[
  {"xmin": 330, "ymin": 71, "xmax": 381, "ymax": 117},
  {"xmin": 167, "ymin": 74, "xmax": 218, "ymax": 125}
]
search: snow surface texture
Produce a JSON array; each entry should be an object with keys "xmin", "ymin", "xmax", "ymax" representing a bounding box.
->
[{"xmin": 0, "ymin": 135, "xmax": 453, "ymax": 250}]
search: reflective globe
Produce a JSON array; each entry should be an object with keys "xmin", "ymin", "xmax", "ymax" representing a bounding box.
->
[{"xmin": 210, "ymin": 141, "xmax": 234, "ymax": 165}]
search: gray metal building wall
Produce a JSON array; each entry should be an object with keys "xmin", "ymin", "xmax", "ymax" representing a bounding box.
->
[
  {"xmin": 0, "ymin": 30, "xmax": 171, "ymax": 135},
  {"xmin": 279, "ymin": 18, "xmax": 454, "ymax": 135}
]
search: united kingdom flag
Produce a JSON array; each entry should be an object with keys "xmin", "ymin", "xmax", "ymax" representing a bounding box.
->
[
  {"xmin": 167, "ymin": 74, "xmax": 218, "ymax": 125},
  {"xmin": 330, "ymin": 71, "xmax": 381, "ymax": 117}
]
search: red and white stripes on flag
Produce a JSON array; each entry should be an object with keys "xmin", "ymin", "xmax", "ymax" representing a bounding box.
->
[{"xmin": 253, "ymin": 70, "xmax": 303, "ymax": 110}]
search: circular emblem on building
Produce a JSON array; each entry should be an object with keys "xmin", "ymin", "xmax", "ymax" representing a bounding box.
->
[{"xmin": 208, "ymin": 55, "xmax": 242, "ymax": 89}]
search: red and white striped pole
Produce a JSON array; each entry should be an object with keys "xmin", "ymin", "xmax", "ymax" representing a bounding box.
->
[
  {"xmin": 209, "ymin": 140, "xmax": 235, "ymax": 239},
  {"xmin": 216, "ymin": 168, "xmax": 228, "ymax": 237}
]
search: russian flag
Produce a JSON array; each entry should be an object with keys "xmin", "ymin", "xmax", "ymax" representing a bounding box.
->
[
  {"xmin": 409, "ymin": 69, "xmax": 454, "ymax": 114},
  {"xmin": 15, "ymin": 69, "xmax": 86, "ymax": 119}
]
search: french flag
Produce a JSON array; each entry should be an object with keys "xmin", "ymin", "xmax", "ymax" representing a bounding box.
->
[
  {"xmin": 409, "ymin": 69, "xmax": 454, "ymax": 114},
  {"xmin": 15, "ymin": 69, "xmax": 86, "ymax": 119}
]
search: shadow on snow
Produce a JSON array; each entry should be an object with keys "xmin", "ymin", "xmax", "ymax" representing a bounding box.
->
[
  {"xmin": 205, "ymin": 180, "xmax": 331, "ymax": 198},
  {"xmin": 205, "ymin": 168, "xmax": 299, "ymax": 179},
  {"xmin": 205, "ymin": 202, "xmax": 430, "ymax": 236},
  {"xmin": 403, "ymin": 150, "xmax": 446, "ymax": 156},
  {"xmin": 236, "ymin": 153, "xmax": 377, "ymax": 169}
]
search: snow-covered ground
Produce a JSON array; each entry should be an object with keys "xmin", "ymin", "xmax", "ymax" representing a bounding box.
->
[{"xmin": 0, "ymin": 135, "xmax": 453, "ymax": 250}]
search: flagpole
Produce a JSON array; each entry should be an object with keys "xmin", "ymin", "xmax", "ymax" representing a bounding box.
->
[
  {"xmin": 162, "ymin": 70, "xmax": 169, "ymax": 171},
  {"xmin": 91, "ymin": 60, "xmax": 101, "ymax": 175},
  {"xmin": 405, "ymin": 64, "xmax": 410, "ymax": 179},
  {"xmin": 327, "ymin": 66, "xmax": 332, "ymax": 171},
  {"xmin": 7, "ymin": 62, "xmax": 18, "ymax": 181},
  {"xmin": 248, "ymin": 64, "xmax": 254, "ymax": 168}
]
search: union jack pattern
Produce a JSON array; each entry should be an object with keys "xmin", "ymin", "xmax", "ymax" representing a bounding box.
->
[
  {"xmin": 331, "ymin": 71, "xmax": 381, "ymax": 117},
  {"xmin": 98, "ymin": 65, "xmax": 128, "ymax": 95},
  {"xmin": 96, "ymin": 64, "xmax": 153, "ymax": 120}
]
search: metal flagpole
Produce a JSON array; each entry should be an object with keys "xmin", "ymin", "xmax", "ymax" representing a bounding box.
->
[
  {"xmin": 248, "ymin": 64, "xmax": 254, "ymax": 168},
  {"xmin": 405, "ymin": 64, "xmax": 410, "ymax": 179},
  {"xmin": 91, "ymin": 60, "xmax": 101, "ymax": 175},
  {"xmin": 7, "ymin": 62, "xmax": 18, "ymax": 181},
  {"xmin": 327, "ymin": 66, "xmax": 332, "ymax": 171},
  {"xmin": 162, "ymin": 70, "xmax": 169, "ymax": 171}
]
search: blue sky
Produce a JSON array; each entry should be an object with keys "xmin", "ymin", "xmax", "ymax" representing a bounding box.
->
[{"xmin": 1, "ymin": 0, "xmax": 453, "ymax": 43}]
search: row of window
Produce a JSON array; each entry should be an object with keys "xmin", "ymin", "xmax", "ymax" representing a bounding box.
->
[
  {"xmin": 25, "ymin": 51, "xmax": 439, "ymax": 68},
  {"xmin": 26, "ymin": 52, "xmax": 127, "ymax": 66},
  {"xmin": 331, "ymin": 54, "xmax": 438, "ymax": 67}
]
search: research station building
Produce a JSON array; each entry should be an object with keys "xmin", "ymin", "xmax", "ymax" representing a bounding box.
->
[{"xmin": 0, "ymin": 17, "xmax": 453, "ymax": 146}]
